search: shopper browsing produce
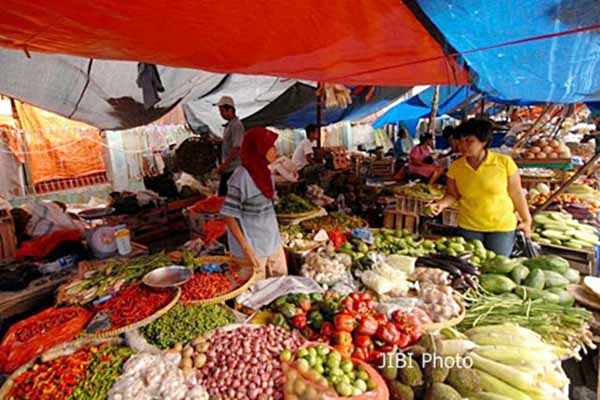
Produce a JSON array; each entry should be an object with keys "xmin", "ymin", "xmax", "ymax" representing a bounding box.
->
[
  {"xmin": 221, "ymin": 127, "xmax": 287, "ymax": 279},
  {"xmin": 430, "ymin": 119, "xmax": 532, "ymax": 256}
]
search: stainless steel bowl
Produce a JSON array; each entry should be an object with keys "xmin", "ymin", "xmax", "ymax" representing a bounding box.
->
[{"xmin": 143, "ymin": 266, "xmax": 192, "ymax": 288}]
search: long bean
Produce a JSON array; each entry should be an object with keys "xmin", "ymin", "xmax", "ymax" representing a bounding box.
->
[{"xmin": 459, "ymin": 288, "xmax": 595, "ymax": 357}]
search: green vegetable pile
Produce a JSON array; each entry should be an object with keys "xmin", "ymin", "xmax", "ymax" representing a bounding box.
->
[
  {"xmin": 282, "ymin": 345, "xmax": 376, "ymax": 397},
  {"xmin": 72, "ymin": 344, "xmax": 132, "ymax": 400},
  {"xmin": 478, "ymin": 254, "xmax": 579, "ymax": 305},
  {"xmin": 275, "ymin": 194, "xmax": 317, "ymax": 214},
  {"xmin": 141, "ymin": 304, "xmax": 236, "ymax": 349},
  {"xmin": 60, "ymin": 253, "xmax": 173, "ymax": 305},
  {"xmin": 532, "ymin": 211, "xmax": 600, "ymax": 249},
  {"xmin": 460, "ymin": 287, "xmax": 594, "ymax": 355},
  {"xmin": 339, "ymin": 230, "xmax": 495, "ymax": 270}
]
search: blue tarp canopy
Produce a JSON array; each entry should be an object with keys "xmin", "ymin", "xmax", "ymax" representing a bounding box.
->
[
  {"xmin": 372, "ymin": 86, "xmax": 474, "ymax": 134},
  {"xmin": 417, "ymin": 0, "xmax": 600, "ymax": 103}
]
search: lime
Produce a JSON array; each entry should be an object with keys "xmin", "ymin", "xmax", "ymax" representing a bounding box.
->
[
  {"xmin": 326, "ymin": 352, "xmax": 342, "ymax": 369},
  {"xmin": 351, "ymin": 387, "xmax": 363, "ymax": 396},
  {"xmin": 307, "ymin": 353, "xmax": 317, "ymax": 367},
  {"xmin": 297, "ymin": 348, "xmax": 309, "ymax": 358},
  {"xmin": 296, "ymin": 358, "xmax": 310, "ymax": 373},
  {"xmin": 329, "ymin": 375, "xmax": 340, "ymax": 385},
  {"xmin": 280, "ymin": 349, "xmax": 292, "ymax": 362},
  {"xmin": 335, "ymin": 382, "xmax": 353, "ymax": 397},
  {"xmin": 307, "ymin": 347, "xmax": 317, "ymax": 359},
  {"xmin": 356, "ymin": 369, "xmax": 369, "ymax": 381},
  {"xmin": 354, "ymin": 379, "xmax": 367, "ymax": 392},
  {"xmin": 329, "ymin": 367, "xmax": 344, "ymax": 377},
  {"xmin": 316, "ymin": 345, "xmax": 330, "ymax": 356},
  {"xmin": 314, "ymin": 364, "xmax": 325, "ymax": 375}
]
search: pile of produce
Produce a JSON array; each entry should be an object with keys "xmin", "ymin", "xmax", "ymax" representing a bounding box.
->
[
  {"xmin": 478, "ymin": 255, "xmax": 579, "ymax": 305},
  {"xmin": 71, "ymin": 344, "xmax": 132, "ymax": 399},
  {"xmin": 301, "ymin": 212, "xmax": 368, "ymax": 232},
  {"xmin": 275, "ymin": 193, "xmax": 317, "ymax": 215},
  {"xmin": 5, "ymin": 343, "xmax": 130, "ymax": 400},
  {"xmin": 91, "ymin": 284, "xmax": 174, "ymax": 333},
  {"xmin": 383, "ymin": 324, "xmax": 571, "ymax": 399},
  {"xmin": 339, "ymin": 230, "xmax": 495, "ymax": 266},
  {"xmin": 518, "ymin": 139, "xmax": 571, "ymax": 160},
  {"xmin": 0, "ymin": 306, "xmax": 91, "ymax": 373},
  {"xmin": 281, "ymin": 344, "xmax": 379, "ymax": 398},
  {"xmin": 280, "ymin": 225, "xmax": 324, "ymax": 252},
  {"xmin": 413, "ymin": 284, "xmax": 463, "ymax": 325},
  {"xmin": 195, "ymin": 325, "xmax": 305, "ymax": 399},
  {"xmin": 565, "ymin": 183, "xmax": 600, "ymax": 207},
  {"xmin": 58, "ymin": 253, "xmax": 172, "ymax": 305},
  {"xmin": 301, "ymin": 249, "xmax": 351, "ymax": 286},
  {"xmin": 180, "ymin": 271, "xmax": 237, "ymax": 302},
  {"xmin": 415, "ymin": 253, "xmax": 479, "ymax": 290},
  {"xmin": 460, "ymin": 288, "xmax": 593, "ymax": 357},
  {"xmin": 141, "ymin": 304, "xmax": 236, "ymax": 349},
  {"xmin": 357, "ymin": 253, "xmax": 412, "ymax": 296},
  {"xmin": 394, "ymin": 183, "xmax": 445, "ymax": 200},
  {"xmin": 532, "ymin": 211, "xmax": 600, "ymax": 249},
  {"xmin": 268, "ymin": 292, "xmax": 423, "ymax": 362},
  {"xmin": 108, "ymin": 352, "xmax": 209, "ymax": 400}
]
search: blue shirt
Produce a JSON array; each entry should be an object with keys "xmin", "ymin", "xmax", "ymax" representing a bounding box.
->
[{"xmin": 220, "ymin": 166, "xmax": 281, "ymax": 258}]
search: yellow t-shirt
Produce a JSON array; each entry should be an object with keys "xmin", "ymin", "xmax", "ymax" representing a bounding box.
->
[{"xmin": 447, "ymin": 152, "xmax": 518, "ymax": 232}]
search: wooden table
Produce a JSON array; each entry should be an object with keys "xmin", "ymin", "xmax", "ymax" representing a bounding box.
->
[{"xmin": 0, "ymin": 242, "xmax": 148, "ymax": 319}]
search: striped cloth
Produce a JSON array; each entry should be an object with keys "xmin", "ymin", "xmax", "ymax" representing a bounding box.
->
[{"xmin": 221, "ymin": 166, "xmax": 280, "ymax": 258}]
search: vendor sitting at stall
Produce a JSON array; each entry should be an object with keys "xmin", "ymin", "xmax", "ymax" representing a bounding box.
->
[
  {"xmin": 408, "ymin": 133, "xmax": 443, "ymax": 184},
  {"xmin": 292, "ymin": 124, "xmax": 319, "ymax": 170},
  {"xmin": 430, "ymin": 119, "xmax": 532, "ymax": 256},
  {"xmin": 221, "ymin": 127, "xmax": 287, "ymax": 279}
]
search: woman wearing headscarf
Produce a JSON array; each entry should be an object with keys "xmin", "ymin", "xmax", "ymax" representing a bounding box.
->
[{"xmin": 221, "ymin": 127, "xmax": 287, "ymax": 279}]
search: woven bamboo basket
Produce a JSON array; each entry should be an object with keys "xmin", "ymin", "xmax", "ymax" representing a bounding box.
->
[
  {"xmin": 180, "ymin": 256, "xmax": 255, "ymax": 306},
  {"xmin": 276, "ymin": 208, "xmax": 321, "ymax": 222},
  {"xmin": 421, "ymin": 298, "xmax": 466, "ymax": 332},
  {"xmin": 80, "ymin": 288, "xmax": 180, "ymax": 339},
  {"xmin": 0, "ymin": 337, "xmax": 124, "ymax": 398}
]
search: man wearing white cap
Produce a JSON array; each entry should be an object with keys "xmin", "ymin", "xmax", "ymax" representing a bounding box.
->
[{"xmin": 216, "ymin": 96, "xmax": 245, "ymax": 196}]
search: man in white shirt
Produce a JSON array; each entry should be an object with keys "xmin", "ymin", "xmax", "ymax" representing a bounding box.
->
[
  {"xmin": 292, "ymin": 124, "xmax": 319, "ymax": 170},
  {"xmin": 214, "ymin": 96, "xmax": 245, "ymax": 196}
]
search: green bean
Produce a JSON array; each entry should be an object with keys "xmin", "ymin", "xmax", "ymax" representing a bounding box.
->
[{"xmin": 141, "ymin": 304, "xmax": 236, "ymax": 349}]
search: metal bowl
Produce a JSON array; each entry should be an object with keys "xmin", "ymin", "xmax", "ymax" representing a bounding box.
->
[{"xmin": 143, "ymin": 266, "xmax": 192, "ymax": 289}]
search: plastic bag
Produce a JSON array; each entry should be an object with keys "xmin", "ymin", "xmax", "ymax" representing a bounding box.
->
[
  {"xmin": 24, "ymin": 200, "xmax": 85, "ymax": 238},
  {"xmin": 282, "ymin": 343, "xmax": 388, "ymax": 400},
  {"xmin": 190, "ymin": 196, "xmax": 225, "ymax": 213},
  {"xmin": 236, "ymin": 276, "xmax": 324, "ymax": 310},
  {"xmin": 16, "ymin": 229, "xmax": 83, "ymax": 260},
  {"xmin": 0, "ymin": 306, "xmax": 91, "ymax": 373}
]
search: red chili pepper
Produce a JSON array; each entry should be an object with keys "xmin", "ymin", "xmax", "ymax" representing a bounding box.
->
[
  {"xmin": 352, "ymin": 347, "xmax": 369, "ymax": 361},
  {"xmin": 180, "ymin": 272, "xmax": 231, "ymax": 302},
  {"xmin": 334, "ymin": 314, "xmax": 356, "ymax": 333},
  {"xmin": 356, "ymin": 316, "xmax": 378, "ymax": 336},
  {"xmin": 378, "ymin": 344, "xmax": 394, "ymax": 354},
  {"xmin": 292, "ymin": 314, "xmax": 307, "ymax": 330},
  {"xmin": 320, "ymin": 321, "xmax": 334, "ymax": 338},
  {"xmin": 353, "ymin": 334, "xmax": 372, "ymax": 348},
  {"xmin": 373, "ymin": 312, "xmax": 388, "ymax": 324},
  {"xmin": 395, "ymin": 333, "xmax": 411, "ymax": 349}
]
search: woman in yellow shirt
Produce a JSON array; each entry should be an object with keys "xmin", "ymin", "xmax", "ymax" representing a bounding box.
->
[{"xmin": 431, "ymin": 119, "xmax": 531, "ymax": 256}]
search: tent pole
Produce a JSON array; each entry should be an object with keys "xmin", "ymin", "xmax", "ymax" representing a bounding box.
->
[
  {"xmin": 480, "ymin": 99, "xmax": 485, "ymax": 116},
  {"xmin": 10, "ymin": 98, "xmax": 35, "ymax": 195},
  {"xmin": 533, "ymin": 151, "xmax": 600, "ymax": 216},
  {"xmin": 427, "ymin": 85, "xmax": 440, "ymax": 134},
  {"xmin": 316, "ymin": 83, "xmax": 322, "ymax": 149},
  {"xmin": 513, "ymin": 104, "xmax": 552, "ymax": 150}
]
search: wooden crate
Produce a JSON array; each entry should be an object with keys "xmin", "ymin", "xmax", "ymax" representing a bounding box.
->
[
  {"xmin": 539, "ymin": 243, "xmax": 597, "ymax": 276},
  {"xmin": 396, "ymin": 195, "xmax": 431, "ymax": 216},
  {"xmin": 370, "ymin": 159, "xmax": 394, "ymax": 177},
  {"xmin": 0, "ymin": 211, "xmax": 17, "ymax": 262},
  {"xmin": 383, "ymin": 209, "xmax": 421, "ymax": 234}
]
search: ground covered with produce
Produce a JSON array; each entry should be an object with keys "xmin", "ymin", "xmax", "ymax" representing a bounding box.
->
[{"xmin": 2, "ymin": 179, "xmax": 600, "ymax": 400}]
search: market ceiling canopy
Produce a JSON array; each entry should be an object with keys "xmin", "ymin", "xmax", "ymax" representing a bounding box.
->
[{"xmin": 0, "ymin": 0, "xmax": 469, "ymax": 86}]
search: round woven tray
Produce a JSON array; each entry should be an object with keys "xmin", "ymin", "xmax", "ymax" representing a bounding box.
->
[
  {"xmin": 80, "ymin": 288, "xmax": 180, "ymax": 339},
  {"xmin": 421, "ymin": 298, "xmax": 466, "ymax": 332},
  {"xmin": 180, "ymin": 256, "xmax": 255, "ymax": 306},
  {"xmin": 0, "ymin": 337, "xmax": 124, "ymax": 398}
]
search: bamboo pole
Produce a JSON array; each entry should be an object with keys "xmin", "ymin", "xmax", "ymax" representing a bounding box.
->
[
  {"xmin": 428, "ymin": 85, "xmax": 440, "ymax": 134},
  {"xmin": 513, "ymin": 104, "xmax": 553, "ymax": 150}
]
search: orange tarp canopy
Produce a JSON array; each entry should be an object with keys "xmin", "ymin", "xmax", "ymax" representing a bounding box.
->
[
  {"xmin": 12, "ymin": 102, "xmax": 106, "ymax": 184},
  {"xmin": 0, "ymin": 0, "xmax": 468, "ymax": 86}
]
